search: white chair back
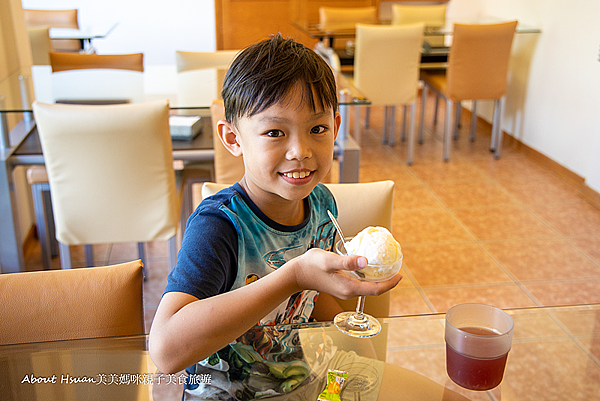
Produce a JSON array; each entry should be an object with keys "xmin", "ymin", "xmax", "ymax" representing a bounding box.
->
[
  {"xmin": 32, "ymin": 100, "xmax": 179, "ymax": 246},
  {"xmin": 354, "ymin": 23, "xmax": 424, "ymax": 105}
]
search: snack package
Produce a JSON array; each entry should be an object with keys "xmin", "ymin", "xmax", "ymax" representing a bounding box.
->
[{"xmin": 317, "ymin": 369, "xmax": 348, "ymax": 401}]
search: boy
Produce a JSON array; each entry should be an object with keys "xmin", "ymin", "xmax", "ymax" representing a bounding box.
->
[{"xmin": 149, "ymin": 34, "xmax": 401, "ymax": 400}]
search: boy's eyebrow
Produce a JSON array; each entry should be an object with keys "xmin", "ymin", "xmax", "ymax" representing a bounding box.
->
[{"xmin": 256, "ymin": 110, "xmax": 331, "ymax": 123}]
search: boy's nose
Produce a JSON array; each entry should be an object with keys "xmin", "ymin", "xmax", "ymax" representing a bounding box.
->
[{"xmin": 286, "ymin": 137, "xmax": 312, "ymax": 161}]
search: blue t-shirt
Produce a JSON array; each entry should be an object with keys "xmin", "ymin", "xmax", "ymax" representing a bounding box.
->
[{"xmin": 164, "ymin": 182, "xmax": 338, "ymax": 400}]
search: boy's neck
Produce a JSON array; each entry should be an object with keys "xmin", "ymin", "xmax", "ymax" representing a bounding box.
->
[{"xmin": 238, "ymin": 177, "xmax": 307, "ymax": 226}]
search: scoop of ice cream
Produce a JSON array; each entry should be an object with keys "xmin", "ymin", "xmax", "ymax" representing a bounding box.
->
[{"xmin": 345, "ymin": 226, "xmax": 401, "ymax": 265}]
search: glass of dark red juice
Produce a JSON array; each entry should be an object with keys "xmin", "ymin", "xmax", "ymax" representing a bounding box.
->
[{"xmin": 445, "ymin": 303, "xmax": 514, "ymax": 391}]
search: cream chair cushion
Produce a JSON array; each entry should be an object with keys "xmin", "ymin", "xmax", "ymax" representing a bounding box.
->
[
  {"xmin": 32, "ymin": 100, "xmax": 179, "ymax": 246},
  {"xmin": 318, "ymin": 6, "xmax": 378, "ymax": 31},
  {"xmin": 0, "ymin": 260, "xmax": 144, "ymax": 345},
  {"xmin": 175, "ymin": 50, "xmax": 240, "ymax": 73},
  {"xmin": 354, "ymin": 23, "xmax": 424, "ymax": 105}
]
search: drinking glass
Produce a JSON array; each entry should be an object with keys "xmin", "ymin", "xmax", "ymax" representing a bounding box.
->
[
  {"xmin": 333, "ymin": 238, "xmax": 402, "ymax": 338},
  {"xmin": 445, "ymin": 303, "xmax": 514, "ymax": 391}
]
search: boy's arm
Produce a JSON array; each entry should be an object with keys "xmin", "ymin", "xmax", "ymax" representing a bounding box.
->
[
  {"xmin": 149, "ymin": 263, "xmax": 300, "ymax": 374},
  {"xmin": 149, "ymin": 248, "xmax": 401, "ymax": 374}
]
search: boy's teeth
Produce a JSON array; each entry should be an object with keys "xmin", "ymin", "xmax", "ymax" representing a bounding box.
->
[{"xmin": 285, "ymin": 171, "xmax": 310, "ymax": 179}]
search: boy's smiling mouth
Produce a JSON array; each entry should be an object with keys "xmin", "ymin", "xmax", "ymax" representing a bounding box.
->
[{"xmin": 281, "ymin": 170, "xmax": 313, "ymax": 179}]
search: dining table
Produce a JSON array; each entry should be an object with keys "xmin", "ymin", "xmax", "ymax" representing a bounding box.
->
[
  {"xmin": 298, "ymin": 16, "xmax": 541, "ymax": 71},
  {"xmin": 48, "ymin": 22, "xmax": 119, "ymax": 52},
  {"xmin": 0, "ymin": 65, "xmax": 368, "ymax": 273},
  {"xmin": 1, "ymin": 303, "xmax": 599, "ymax": 400}
]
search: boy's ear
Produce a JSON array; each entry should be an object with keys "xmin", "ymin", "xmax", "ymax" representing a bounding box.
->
[
  {"xmin": 217, "ymin": 120, "xmax": 243, "ymax": 157},
  {"xmin": 333, "ymin": 111, "xmax": 341, "ymax": 140}
]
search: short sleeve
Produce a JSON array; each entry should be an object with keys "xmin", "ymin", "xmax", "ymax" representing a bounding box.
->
[{"xmin": 164, "ymin": 204, "xmax": 238, "ymax": 300}]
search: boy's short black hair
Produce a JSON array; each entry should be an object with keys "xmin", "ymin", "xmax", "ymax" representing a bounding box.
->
[{"xmin": 221, "ymin": 33, "xmax": 338, "ymax": 125}]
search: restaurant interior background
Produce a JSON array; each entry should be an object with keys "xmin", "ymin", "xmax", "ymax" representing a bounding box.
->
[{"xmin": 2, "ymin": 0, "xmax": 600, "ymax": 248}]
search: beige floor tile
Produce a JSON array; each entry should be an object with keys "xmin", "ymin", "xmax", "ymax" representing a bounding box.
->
[
  {"xmin": 570, "ymin": 236, "xmax": 600, "ymax": 264},
  {"xmin": 552, "ymin": 308, "xmax": 600, "ymax": 336},
  {"xmin": 427, "ymin": 180, "xmax": 517, "ymax": 208},
  {"xmin": 470, "ymin": 154, "xmax": 558, "ymax": 182},
  {"xmin": 386, "ymin": 347, "xmax": 494, "ymax": 401},
  {"xmin": 507, "ymin": 310, "xmax": 568, "ymax": 340},
  {"xmin": 388, "ymin": 288, "xmax": 434, "ymax": 316},
  {"xmin": 408, "ymin": 159, "xmax": 488, "ymax": 183},
  {"xmin": 530, "ymin": 201, "xmax": 600, "ymax": 237},
  {"xmin": 502, "ymin": 338, "xmax": 600, "ymax": 401},
  {"xmin": 524, "ymin": 279, "xmax": 600, "ymax": 306},
  {"xmin": 392, "ymin": 209, "xmax": 474, "ymax": 245},
  {"xmin": 404, "ymin": 243, "xmax": 513, "ymax": 287},
  {"xmin": 359, "ymin": 162, "xmax": 420, "ymax": 185},
  {"xmin": 385, "ymin": 317, "xmax": 445, "ymax": 348},
  {"xmin": 423, "ymin": 284, "xmax": 537, "ymax": 313},
  {"xmin": 393, "ymin": 183, "xmax": 444, "ymax": 210},
  {"xmin": 452, "ymin": 204, "xmax": 559, "ymax": 241},
  {"xmin": 483, "ymin": 239, "xmax": 600, "ymax": 281},
  {"xmin": 577, "ymin": 336, "xmax": 600, "ymax": 362},
  {"xmin": 498, "ymin": 176, "xmax": 585, "ymax": 206}
]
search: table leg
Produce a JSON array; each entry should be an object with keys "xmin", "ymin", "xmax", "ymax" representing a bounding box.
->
[{"xmin": 0, "ymin": 158, "xmax": 25, "ymax": 273}]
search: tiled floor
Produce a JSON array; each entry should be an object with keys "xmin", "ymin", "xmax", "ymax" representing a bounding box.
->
[{"xmin": 23, "ymin": 97, "xmax": 600, "ymax": 337}]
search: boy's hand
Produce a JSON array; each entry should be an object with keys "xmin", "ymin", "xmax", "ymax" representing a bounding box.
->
[{"xmin": 290, "ymin": 248, "xmax": 402, "ymax": 300}]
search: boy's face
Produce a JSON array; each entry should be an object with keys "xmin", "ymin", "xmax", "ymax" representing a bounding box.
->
[{"xmin": 219, "ymin": 87, "xmax": 340, "ymax": 215}]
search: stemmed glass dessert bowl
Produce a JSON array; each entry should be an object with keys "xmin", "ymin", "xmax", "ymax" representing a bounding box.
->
[{"xmin": 333, "ymin": 237, "xmax": 403, "ymax": 338}]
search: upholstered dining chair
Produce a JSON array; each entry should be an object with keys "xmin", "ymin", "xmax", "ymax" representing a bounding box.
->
[
  {"xmin": 49, "ymin": 51, "xmax": 144, "ymax": 73},
  {"xmin": 32, "ymin": 100, "xmax": 180, "ymax": 271},
  {"xmin": 28, "ymin": 53, "xmax": 146, "ymax": 270},
  {"xmin": 391, "ymin": 3, "xmax": 447, "ymax": 47},
  {"xmin": 318, "ymin": 6, "xmax": 378, "ymax": 48},
  {"xmin": 23, "ymin": 8, "xmax": 83, "ymax": 53},
  {"xmin": 391, "ymin": 3, "xmax": 447, "ymax": 133},
  {"xmin": 200, "ymin": 180, "xmax": 395, "ymax": 360},
  {"xmin": 418, "ymin": 21, "xmax": 518, "ymax": 161},
  {"xmin": 353, "ymin": 23, "xmax": 424, "ymax": 157},
  {"xmin": 175, "ymin": 50, "xmax": 240, "ymax": 73},
  {"xmin": 27, "ymin": 27, "xmax": 53, "ymax": 65},
  {"xmin": 318, "ymin": 6, "xmax": 378, "ymax": 31},
  {"xmin": 0, "ymin": 260, "xmax": 144, "ymax": 345},
  {"xmin": 174, "ymin": 50, "xmax": 242, "ymax": 230}
]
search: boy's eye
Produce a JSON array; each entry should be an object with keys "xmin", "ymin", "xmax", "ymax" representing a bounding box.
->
[
  {"xmin": 265, "ymin": 130, "xmax": 284, "ymax": 137},
  {"xmin": 310, "ymin": 125, "xmax": 327, "ymax": 134}
]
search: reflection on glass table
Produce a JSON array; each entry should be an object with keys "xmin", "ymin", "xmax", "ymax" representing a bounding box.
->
[{"xmin": 1, "ymin": 304, "xmax": 599, "ymax": 400}]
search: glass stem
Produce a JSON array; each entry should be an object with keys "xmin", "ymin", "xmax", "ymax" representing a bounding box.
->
[{"xmin": 355, "ymin": 296, "xmax": 366, "ymax": 315}]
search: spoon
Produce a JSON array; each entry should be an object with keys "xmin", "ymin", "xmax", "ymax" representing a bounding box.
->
[
  {"xmin": 328, "ymin": 210, "xmax": 366, "ymax": 279},
  {"xmin": 327, "ymin": 210, "xmax": 348, "ymax": 251}
]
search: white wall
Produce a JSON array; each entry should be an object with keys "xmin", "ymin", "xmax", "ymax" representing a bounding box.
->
[
  {"xmin": 447, "ymin": 0, "xmax": 600, "ymax": 192},
  {"xmin": 22, "ymin": 0, "xmax": 600, "ymax": 192},
  {"xmin": 21, "ymin": 0, "xmax": 217, "ymax": 65}
]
